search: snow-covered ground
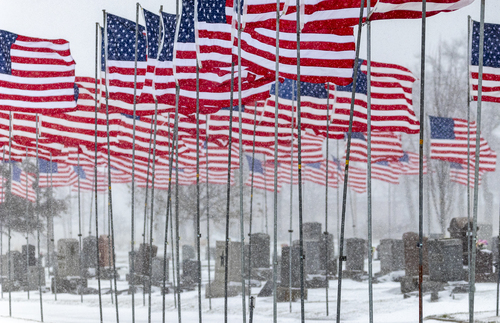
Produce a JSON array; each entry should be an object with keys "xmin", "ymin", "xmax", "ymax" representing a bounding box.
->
[{"xmin": 2, "ymin": 257, "xmax": 500, "ymax": 323}]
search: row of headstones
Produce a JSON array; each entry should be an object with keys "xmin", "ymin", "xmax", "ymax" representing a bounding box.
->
[{"xmin": 0, "ymin": 244, "xmax": 44, "ymax": 291}]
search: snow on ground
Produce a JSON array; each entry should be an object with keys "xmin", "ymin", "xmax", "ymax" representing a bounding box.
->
[{"xmin": 2, "ymin": 257, "xmax": 500, "ymax": 322}]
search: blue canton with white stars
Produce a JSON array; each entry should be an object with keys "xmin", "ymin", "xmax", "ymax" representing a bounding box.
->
[
  {"xmin": 143, "ymin": 9, "xmax": 161, "ymax": 59},
  {"xmin": 178, "ymin": 0, "xmax": 196, "ymax": 44},
  {"xmin": 306, "ymin": 162, "xmax": 321, "ymax": 169},
  {"xmin": 0, "ymin": 30, "xmax": 18, "ymax": 75},
  {"xmin": 399, "ymin": 152, "xmax": 409, "ymax": 163},
  {"xmin": 472, "ymin": 21, "xmax": 500, "ymax": 68},
  {"xmin": 336, "ymin": 59, "xmax": 368, "ymax": 95},
  {"xmin": 246, "ymin": 155, "xmax": 264, "ymax": 174},
  {"xmin": 345, "ymin": 132, "xmax": 366, "ymax": 141},
  {"xmin": 73, "ymin": 166, "xmax": 87, "ymax": 179},
  {"xmin": 106, "ymin": 13, "xmax": 147, "ymax": 62},
  {"xmin": 198, "ymin": 0, "xmax": 226, "ymax": 23},
  {"xmin": 12, "ymin": 165, "xmax": 22, "ymax": 183},
  {"xmin": 429, "ymin": 116, "xmax": 455, "ymax": 140},
  {"xmin": 159, "ymin": 12, "xmax": 177, "ymax": 62},
  {"xmin": 449, "ymin": 162, "xmax": 463, "ymax": 170},
  {"xmin": 39, "ymin": 159, "xmax": 59, "ymax": 174},
  {"xmin": 270, "ymin": 79, "xmax": 328, "ymax": 100}
]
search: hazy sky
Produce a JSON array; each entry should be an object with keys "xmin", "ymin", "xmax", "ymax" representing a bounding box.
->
[{"xmin": 0, "ymin": 1, "xmax": 499, "ymax": 77}]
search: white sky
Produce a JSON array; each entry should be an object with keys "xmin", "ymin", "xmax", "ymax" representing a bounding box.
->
[{"xmin": 0, "ymin": 0, "xmax": 499, "ymax": 78}]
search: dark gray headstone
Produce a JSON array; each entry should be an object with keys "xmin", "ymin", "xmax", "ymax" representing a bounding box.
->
[
  {"xmin": 98, "ymin": 235, "xmax": 113, "ymax": 268},
  {"xmin": 151, "ymin": 257, "xmax": 168, "ymax": 285},
  {"xmin": 303, "ymin": 222, "xmax": 322, "ymax": 241},
  {"xmin": 378, "ymin": 239, "xmax": 404, "ymax": 275},
  {"xmin": 280, "ymin": 245, "xmax": 301, "ymax": 288},
  {"xmin": 22, "ymin": 244, "xmax": 37, "ymax": 267},
  {"xmin": 403, "ymin": 232, "xmax": 428, "ymax": 276},
  {"xmin": 57, "ymin": 239, "xmax": 80, "ymax": 277},
  {"xmin": 448, "ymin": 217, "xmax": 477, "ymax": 264},
  {"xmin": 205, "ymin": 246, "xmax": 216, "ymax": 260},
  {"xmin": 319, "ymin": 233, "xmax": 335, "ymax": 272},
  {"xmin": 82, "ymin": 236, "xmax": 98, "ymax": 269},
  {"xmin": 1, "ymin": 251, "xmax": 24, "ymax": 282},
  {"xmin": 345, "ymin": 238, "xmax": 366, "ymax": 272},
  {"xmin": 182, "ymin": 245, "xmax": 195, "ymax": 261},
  {"xmin": 182, "ymin": 259, "xmax": 200, "ymax": 285},
  {"xmin": 249, "ymin": 233, "xmax": 270, "ymax": 269},
  {"xmin": 428, "ymin": 239, "xmax": 463, "ymax": 282},
  {"xmin": 134, "ymin": 243, "xmax": 158, "ymax": 276}
]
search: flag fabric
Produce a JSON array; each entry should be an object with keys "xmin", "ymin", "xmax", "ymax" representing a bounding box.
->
[
  {"xmin": 369, "ymin": 0, "xmax": 474, "ymax": 20},
  {"xmin": 0, "ymin": 30, "xmax": 78, "ymax": 114},
  {"xmin": 344, "ymin": 131, "xmax": 404, "ymax": 163},
  {"xmin": 390, "ymin": 151, "xmax": 426, "ymax": 175},
  {"xmin": 470, "ymin": 20, "xmax": 500, "ymax": 104},
  {"xmin": 429, "ymin": 116, "xmax": 497, "ymax": 172},
  {"xmin": 449, "ymin": 162, "xmax": 484, "ymax": 187},
  {"xmin": 103, "ymin": 13, "xmax": 148, "ymax": 115},
  {"xmin": 331, "ymin": 59, "xmax": 419, "ymax": 134},
  {"xmin": 11, "ymin": 164, "xmax": 35, "ymax": 202},
  {"xmin": 245, "ymin": 155, "xmax": 281, "ymax": 192},
  {"xmin": 38, "ymin": 159, "xmax": 74, "ymax": 188},
  {"xmin": 371, "ymin": 161, "xmax": 399, "ymax": 184}
]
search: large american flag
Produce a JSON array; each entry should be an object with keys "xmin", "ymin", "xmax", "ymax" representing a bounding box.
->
[
  {"xmin": 10, "ymin": 164, "xmax": 35, "ymax": 202},
  {"xmin": 429, "ymin": 116, "xmax": 497, "ymax": 172},
  {"xmin": 369, "ymin": 0, "xmax": 474, "ymax": 20},
  {"xmin": 331, "ymin": 59, "xmax": 419, "ymax": 134},
  {"xmin": 0, "ymin": 30, "xmax": 77, "ymax": 114},
  {"xmin": 470, "ymin": 20, "xmax": 500, "ymax": 104}
]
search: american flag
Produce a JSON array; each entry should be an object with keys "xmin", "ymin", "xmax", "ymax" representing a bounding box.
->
[
  {"xmin": 429, "ymin": 116, "xmax": 497, "ymax": 172},
  {"xmin": 449, "ymin": 162, "xmax": 484, "ymax": 187},
  {"xmin": 245, "ymin": 155, "xmax": 281, "ymax": 192},
  {"xmin": 200, "ymin": 168, "xmax": 235, "ymax": 185},
  {"xmin": 103, "ymin": 13, "xmax": 148, "ymax": 115},
  {"xmin": 470, "ymin": 20, "xmax": 500, "ymax": 104},
  {"xmin": 344, "ymin": 131, "xmax": 404, "ymax": 163},
  {"xmin": 239, "ymin": 0, "xmax": 371, "ymax": 32},
  {"xmin": 331, "ymin": 59, "xmax": 419, "ymax": 134},
  {"xmin": 69, "ymin": 165, "xmax": 95, "ymax": 192},
  {"xmin": 302, "ymin": 161, "xmax": 338, "ymax": 188},
  {"xmin": 371, "ymin": 161, "xmax": 399, "ymax": 184},
  {"xmin": 74, "ymin": 77, "xmax": 102, "ymax": 112},
  {"xmin": 38, "ymin": 159, "xmax": 74, "ymax": 188},
  {"xmin": 0, "ymin": 30, "xmax": 77, "ymax": 114},
  {"xmin": 10, "ymin": 164, "xmax": 35, "ymax": 202},
  {"xmin": 369, "ymin": 0, "xmax": 474, "ymax": 20},
  {"xmin": 390, "ymin": 151, "xmax": 426, "ymax": 175}
]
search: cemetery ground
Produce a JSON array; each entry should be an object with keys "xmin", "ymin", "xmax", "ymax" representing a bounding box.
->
[{"xmin": 2, "ymin": 250, "xmax": 500, "ymax": 323}]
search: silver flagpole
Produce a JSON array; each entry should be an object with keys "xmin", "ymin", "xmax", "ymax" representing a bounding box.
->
[
  {"xmin": 289, "ymin": 81, "xmax": 295, "ymax": 313},
  {"xmin": 205, "ymin": 120, "xmax": 212, "ymax": 310},
  {"xmin": 466, "ymin": 15, "xmax": 473, "ymax": 312},
  {"xmin": 24, "ymin": 147, "xmax": 30, "ymax": 301},
  {"xmin": 470, "ymin": 1, "xmax": 485, "ymax": 322},
  {"xmin": 324, "ymin": 83, "xmax": 331, "ymax": 316},
  {"xmin": 236, "ymin": 0, "xmax": 247, "ymax": 320},
  {"xmin": 366, "ymin": 2, "xmax": 374, "ymax": 321},
  {"xmin": 7, "ymin": 111, "xmax": 12, "ymax": 317},
  {"xmin": 273, "ymin": 0, "xmax": 280, "ymax": 322},
  {"xmin": 0, "ymin": 147, "xmax": 3, "ymax": 301},
  {"xmin": 418, "ymin": 1, "xmax": 427, "ymax": 322},
  {"xmin": 336, "ymin": 1, "xmax": 366, "ymax": 322},
  {"xmin": 34, "ymin": 116, "xmax": 43, "ymax": 322},
  {"xmin": 77, "ymin": 151, "xmax": 83, "ymax": 304}
]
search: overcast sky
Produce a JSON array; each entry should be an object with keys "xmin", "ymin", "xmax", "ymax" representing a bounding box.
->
[{"xmin": 0, "ymin": 1, "xmax": 499, "ymax": 77}]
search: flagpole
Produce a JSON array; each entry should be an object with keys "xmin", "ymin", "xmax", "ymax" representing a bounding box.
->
[
  {"xmin": 24, "ymin": 148, "xmax": 30, "ymax": 301},
  {"xmin": 324, "ymin": 83, "xmax": 331, "ymax": 317},
  {"xmin": 272, "ymin": 0, "xmax": 280, "ymax": 321},
  {"xmin": 0, "ymin": 148, "xmax": 4, "ymax": 302},
  {"xmin": 236, "ymin": 0, "xmax": 247, "ymax": 319},
  {"xmin": 77, "ymin": 151, "xmax": 83, "ymax": 304},
  {"xmin": 247, "ymin": 102, "xmax": 259, "ymax": 299},
  {"xmin": 193, "ymin": 0, "xmax": 203, "ymax": 319},
  {"xmin": 205, "ymin": 120, "xmax": 212, "ymax": 310},
  {"xmin": 102, "ymin": 10, "xmax": 120, "ymax": 320},
  {"xmin": 418, "ymin": 1, "xmax": 427, "ymax": 322},
  {"xmin": 174, "ymin": 86, "xmax": 182, "ymax": 323},
  {"xmin": 95, "ymin": 20, "xmax": 103, "ymax": 323},
  {"xmin": 336, "ymin": 1, "xmax": 366, "ymax": 322},
  {"xmin": 34, "ymin": 116, "xmax": 43, "ymax": 322},
  {"xmin": 388, "ymin": 184, "xmax": 391, "ymax": 238},
  {"xmin": 6, "ymin": 111, "xmax": 12, "ymax": 317},
  {"xmin": 289, "ymin": 82, "xmax": 295, "ymax": 314},
  {"xmin": 470, "ymin": 2, "xmax": 486, "ymax": 322},
  {"xmin": 47, "ymin": 152, "xmax": 57, "ymax": 302}
]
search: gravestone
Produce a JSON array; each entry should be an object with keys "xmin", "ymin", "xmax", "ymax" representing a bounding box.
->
[
  {"xmin": 57, "ymin": 239, "xmax": 80, "ymax": 277},
  {"xmin": 345, "ymin": 238, "xmax": 366, "ymax": 272},
  {"xmin": 248, "ymin": 233, "xmax": 270, "ymax": 269},
  {"xmin": 182, "ymin": 259, "xmax": 200, "ymax": 286},
  {"xmin": 98, "ymin": 235, "xmax": 113, "ymax": 268},
  {"xmin": 1, "ymin": 251, "xmax": 24, "ymax": 282},
  {"xmin": 448, "ymin": 217, "xmax": 477, "ymax": 265},
  {"xmin": 476, "ymin": 249, "xmax": 493, "ymax": 282},
  {"xmin": 428, "ymin": 239, "xmax": 463, "ymax": 282},
  {"xmin": 478, "ymin": 223, "xmax": 493, "ymax": 246},
  {"xmin": 151, "ymin": 257, "xmax": 168, "ymax": 286},
  {"xmin": 22, "ymin": 244, "xmax": 37, "ymax": 268},
  {"xmin": 378, "ymin": 239, "xmax": 404, "ymax": 275},
  {"xmin": 26, "ymin": 265, "xmax": 45, "ymax": 290},
  {"xmin": 402, "ymin": 232, "xmax": 428, "ymax": 276},
  {"xmin": 205, "ymin": 246, "xmax": 216, "ymax": 260},
  {"xmin": 206, "ymin": 240, "xmax": 242, "ymax": 298},
  {"xmin": 182, "ymin": 245, "xmax": 195, "ymax": 261},
  {"xmin": 303, "ymin": 222, "xmax": 322, "ymax": 241},
  {"xmin": 320, "ymin": 233, "xmax": 336, "ymax": 276},
  {"xmin": 293, "ymin": 240, "xmax": 321, "ymax": 275},
  {"xmin": 492, "ymin": 236, "xmax": 500, "ymax": 263},
  {"xmin": 134, "ymin": 243, "xmax": 158, "ymax": 276},
  {"xmin": 280, "ymin": 245, "xmax": 301, "ymax": 288},
  {"xmin": 82, "ymin": 236, "xmax": 98, "ymax": 269}
]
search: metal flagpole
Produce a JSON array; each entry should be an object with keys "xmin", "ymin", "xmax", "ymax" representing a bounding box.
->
[
  {"xmin": 34, "ymin": 116, "xmax": 43, "ymax": 322},
  {"xmin": 193, "ymin": 0, "xmax": 203, "ymax": 317},
  {"xmin": 236, "ymin": 0, "xmax": 247, "ymax": 319},
  {"xmin": 247, "ymin": 102, "xmax": 259, "ymax": 298},
  {"xmin": 366, "ymin": 4, "xmax": 374, "ymax": 322},
  {"xmin": 1, "ymin": 147, "xmax": 4, "ymax": 301},
  {"xmin": 49, "ymin": 153, "xmax": 57, "ymax": 301},
  {"xmin": 7, "ymin": 111, "xmax": 12, "ymax": 317},
  {"xmin": 273, "ymin": 0, "xmax": 280, "ymax": 321},
  {"xmin": 388, "ymin": 184, "xmax": 391, "ymax": 238},
  {"xmin": 294, "ymin": 1, "xmax": 306, "ymax": 321},
  {"xmin": 336, "ymin": 1, "xmax": 366, "ymax": 322},
  {"xmin": 470, "ymin": 2, "xmax": 485, "ymax": 322},
  {"xmin": 289, "ymin": 81, "xmax": 295, "ymax": 314},
  {"xmin": 77, "ymin": 152, "xmax": 84, "ymax": 303},
  {"xmin": 418, "ymin": 1, "xmax": 427, "ymax": 322},
  {"xmin": 205, "ymin": 120, "xmax": 213, "ymax": 310},
  {"xmin": 94, "ymin": 21, "xmax": 103, "ymax": 323},
  {"xmin": 25, "ymin": 148, "xmax": 30, "ymax": 300},
  {"xmin": 102, "ymin": 10, "xmax": 119, "ymax": 320},
  {"xmin": 325, "ymin": 83, "xmax": 331, "ymax": 316}
]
